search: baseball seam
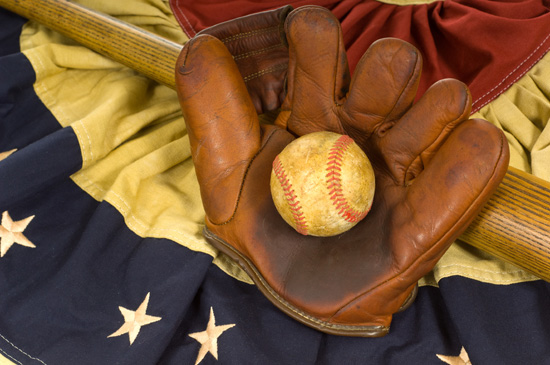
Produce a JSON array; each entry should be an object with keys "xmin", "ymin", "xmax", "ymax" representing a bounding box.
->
[
  {"xmin": 273, "ymin": 155, "xmax": 308, "ymax": 235},
  {"xmin": 326, "ymin": 136, "xmax": 369, "ymax": 223}
]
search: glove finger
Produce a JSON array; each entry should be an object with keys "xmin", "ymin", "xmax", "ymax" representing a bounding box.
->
[
  {"xmin": 343, "ymin": 38, "xmax": 421, "ymax": 141},
  {"xmin": 277, "ymin": 6, "xmax": 350, "ymax": 135},
  {"xmin": 380, "ymin": 79, "xmax": 471, "ymax": 184},
  {"xmin": 198, "ymin": 5, "xmax": 293, "ymax": 114},
  {"xmin": 175, "ymin": 34, "xmax": 261, "ymax": 224},
  {"xmin": 391, "ymin": 119, "xmax": 509, "ymax": 271}
]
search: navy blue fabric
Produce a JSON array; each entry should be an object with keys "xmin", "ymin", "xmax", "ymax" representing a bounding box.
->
[
  {"xmin": 438, "ymin": 277, "xmax": 550, "ymax": 364},
  {"xmin": 0, "ymin": 8, "xmax": 26, "ymax": 56},
  {"xmin": 0, "ymin": 51, "xmax": 66, "ymax": 151},
  {"xmin": 2, "ymin": 6, "xmax": 550, "ymax": 365},
  {"xmin": 0, "ymin": 201, "xmax": 213, "ymax": 364},
  {"xmin": 0, "ymin": 127, "xmax": 82, "ymax": 208},
  {"xmin": 0, "ymin": 8, "xmax": 82, "ymax": 211},
  {"xmin": 0, "ymin": 8, "xmax": 65, "ymax": 152}
]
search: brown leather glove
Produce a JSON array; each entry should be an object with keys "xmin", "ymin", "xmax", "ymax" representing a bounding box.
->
[
  {"xmin": 198, "ymin": 5, "xmax": 292, "ymax": 114},
  {"xmin": 175, "ymin": 6, "xmax": 509, "ymax": 337}
]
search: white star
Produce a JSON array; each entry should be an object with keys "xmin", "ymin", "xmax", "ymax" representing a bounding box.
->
[
  {"xmin": 0, "ymin": 211, "xmax": 35, "ymax": 257},
  {"xmin": 437, "ymin": 346, "xmax": 472, "ymax": 365},
  {"xmin": 0, "ymin": 149, "xmax": 16, "ymax": 162},
  {"xmin": 108, "ymin": 292, "xmax": 162, "ymax": 345},
  {"xmin": 189, "ymin": 307, "xmax": 235, "ymax": 365}
]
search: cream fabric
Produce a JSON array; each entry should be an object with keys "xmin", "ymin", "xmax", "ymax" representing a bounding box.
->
[
  {"xmin": 0, "ymin": 355, "xmax": 15, "ymax": 365},
  {"xmin": 474, "ymin": 53, "xmax": 550, "ymax": 181},
  {"xmin": 20, "ymin": 0, "xmax": 547, "ymax": 286}
]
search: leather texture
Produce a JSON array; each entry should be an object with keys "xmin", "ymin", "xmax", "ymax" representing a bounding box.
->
[
  {"xmin": 198, "ymin": 5, "xmax": 292, "ymax": 114},
  {"xmin": 175, "ymin": 6, "xmax": 510, "ymax": 336}
]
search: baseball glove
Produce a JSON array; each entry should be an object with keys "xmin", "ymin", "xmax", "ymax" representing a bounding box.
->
[{"xmin": 175, "ymin": 6, "xmax": 509, "ymax": 336}]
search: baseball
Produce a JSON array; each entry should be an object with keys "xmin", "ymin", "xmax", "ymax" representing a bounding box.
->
[{"xmin": 270, "ymin": 131, "xmax": 375, "ymax": 237}]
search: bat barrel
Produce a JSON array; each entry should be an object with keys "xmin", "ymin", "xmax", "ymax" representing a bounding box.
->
[{"xmin": 460, "ymin": 167, "xmax": 550, "ymax": 280}]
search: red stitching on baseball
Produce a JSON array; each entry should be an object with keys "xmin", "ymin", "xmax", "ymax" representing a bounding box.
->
[
  {"xmin": 273, "ymin": 155, "xmax": 308, "ymax": 235},
  {"xmin": 326, "ymin": 136, "xmax": 370, "ymax": 223}
]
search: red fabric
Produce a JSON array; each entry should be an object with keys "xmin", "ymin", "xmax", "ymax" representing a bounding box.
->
[
  {"xmin": 170, "ymin": 0, "xmax": 550, "ymax": 112},
  {"xmin": 170, "ymin": 0, "xmax": 342, "ymax": 37}
]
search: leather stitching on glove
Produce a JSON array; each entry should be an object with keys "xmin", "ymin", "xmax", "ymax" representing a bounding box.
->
[
  {"xmin": 243, "ymin": 63, "xmax": 288, "ymax": 83},
  {"xmin": 218, "ymin": 25, "xmax": 280, "ymax": 43}
]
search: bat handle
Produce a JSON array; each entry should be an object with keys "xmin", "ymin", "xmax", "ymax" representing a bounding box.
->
[{"xmin": 0, "ymin": 0, "xmax": 182, "ymax": 88}]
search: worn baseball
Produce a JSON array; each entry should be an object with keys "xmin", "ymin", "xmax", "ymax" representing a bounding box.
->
[{"xmin": 270, "ymin": 131, "xmax": 375, "ymax": 237}]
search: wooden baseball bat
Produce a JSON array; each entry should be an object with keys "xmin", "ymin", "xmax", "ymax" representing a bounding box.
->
[{"xmin": 2, "ymin": 0, "xmax": 549, "ymax": 280}]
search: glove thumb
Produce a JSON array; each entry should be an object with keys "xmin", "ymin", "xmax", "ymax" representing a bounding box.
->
[{"xmin": 176, "ymin": 35, "xmax": 261, "ymax": 224}]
